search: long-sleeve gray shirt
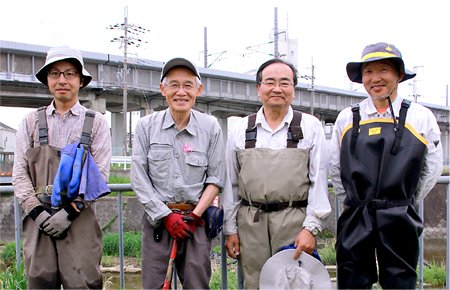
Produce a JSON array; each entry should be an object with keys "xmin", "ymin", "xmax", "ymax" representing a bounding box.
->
[{"xmin": 131, "ymin": 109, "xmax": 226, "ymax": 223}]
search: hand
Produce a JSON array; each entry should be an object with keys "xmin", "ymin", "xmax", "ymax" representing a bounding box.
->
[
  {"xmin": 163, "ymin": 213, "xmax": 194, "ymax": 241},
  {"xmin": 29, "ymin": 205, "xmax": 51, "ymax": 232},
  {"xmin": 40, "ymin": 205, "xmax": 80, "ymax": 239},
  {"xmin": 182, "ymin": 212, "xmax": 205, "ymax": 234},
  {"xmin": 225, "ymin": 234, "xmax": 240, "ymax": 259},
  {"xmin": 293, "ymin": 229, "xmax": 316, "ymax": 259}
]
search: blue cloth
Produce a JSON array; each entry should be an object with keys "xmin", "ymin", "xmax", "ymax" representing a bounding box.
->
[
  {"xmin": 280, "ymin": 243, "xmax": 322, "ymax": 262},
  {"xmin": 51, "ymin": 142, "xmax": 110, "ymax": 206},
  {"xmin": 78, "ymin": 149, "xmax": 111, "ymax": 201}
]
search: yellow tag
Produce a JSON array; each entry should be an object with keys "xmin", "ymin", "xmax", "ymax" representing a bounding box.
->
[{"xmin": 369, "ymin": 127, "xmax": 381, "ymax": 135}]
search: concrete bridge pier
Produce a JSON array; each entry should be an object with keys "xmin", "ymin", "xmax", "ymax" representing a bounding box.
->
[{"xmin": 111, "ymin": 112, "xmax": 125, "ymax": 156}]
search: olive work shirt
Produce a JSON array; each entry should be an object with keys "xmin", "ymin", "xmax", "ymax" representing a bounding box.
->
[{"xmin": 131, "ymin": 108, "xmax": 226, "ymax": 224}]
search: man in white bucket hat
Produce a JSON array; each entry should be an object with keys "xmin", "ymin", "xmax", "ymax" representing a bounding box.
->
[{"xmin": 13, "ymin": 45, "xmax": 111, "ymax": 289}]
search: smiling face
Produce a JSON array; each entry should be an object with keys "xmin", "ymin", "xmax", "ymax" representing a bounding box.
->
[
  {"xmin": 362, "ymin": 59, "xmax": 404, "ymax": 100},
  {"xmin": 160, "ymin": 67, "xmax": 202, "ymax": 116},
  {"xmin": 47, "ymin": 60, "xmax": 83, "ymax": 108},
  {"xmin": 257, "ymin": 62, "xmax": 295, "ymax": 113}
]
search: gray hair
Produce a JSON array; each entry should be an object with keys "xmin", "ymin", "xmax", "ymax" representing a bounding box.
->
[{"xmin": 161, "ymin": 76, "xmax": 202, "ymax": 88}]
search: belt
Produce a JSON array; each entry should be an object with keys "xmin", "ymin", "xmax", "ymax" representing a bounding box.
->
[
  {"xmin": 241, "ymin": 199, "xmax": 308, "ymax": 223},
  {"xmin": 35, "ymin": 185, "xmax": 67, "ymax": 196},
  {"xmin": 344, "ymin": 198, "xmax": 414, "ymax": 232},
  {"xmin": 166, "ymin": 202, "xmax": 196, "ymax": 215},
  {"xmin": 37, "ymin": 194, "xmax": 70, "ymax": 206}
]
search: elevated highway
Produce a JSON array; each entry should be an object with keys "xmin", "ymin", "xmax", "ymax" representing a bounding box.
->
[{"xmin": 1, "ymin": 40, "xmax": 449, "ymax": 157}]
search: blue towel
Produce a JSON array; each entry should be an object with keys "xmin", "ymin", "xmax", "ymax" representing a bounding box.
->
[{"xmin": 78, "ymin": 150, "xmax": 111, "ymax": 201}]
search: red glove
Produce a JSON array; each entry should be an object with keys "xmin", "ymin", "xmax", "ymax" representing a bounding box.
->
[
  {"xmin": 163, "ymin": 213, "xmax": 194, "ymax": 241},
  {"xmin": 183, "ymin": 212, "xmax": 205, "ymax": 234}
]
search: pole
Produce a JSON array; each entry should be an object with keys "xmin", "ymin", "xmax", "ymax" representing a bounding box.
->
[
  {"xmin": 274, "ymin": 7, "xmax": 278, "ymax": 59},
  {"xmin": 311, "ymin": 58, "xmax": 315, "ymax": 115},
  {"xmin": 123, "ymin": 7, "xmax": 128, "ymax": 156},
  {"xmin": 204, "ymin": 27, "xmax": 208, "ymax": 68}
]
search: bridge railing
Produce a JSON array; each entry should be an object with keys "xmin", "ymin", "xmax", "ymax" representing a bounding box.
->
[{"xmin": 2, "ymin": 177, "xmax": 450, "ymax": 289}]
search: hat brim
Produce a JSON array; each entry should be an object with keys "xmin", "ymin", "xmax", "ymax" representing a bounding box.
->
[
  {"xmin": 260, "ymin": 250, "xmax": 331, "ymax": 289},
  {"xmin": 346, "ymin": 57, "xmax": 416, "ymax": 84},
  {"xmin": 160, "ymin": 58, "xmax": 201, "ymax": 82},
  {"xmin": 35, "ymin": 56, "xmax": 92, "ymax": 89}
]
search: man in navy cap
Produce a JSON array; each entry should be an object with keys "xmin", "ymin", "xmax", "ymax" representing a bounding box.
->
[
  {"xmin": 329, "ymin": 42, "xmax": 443, "ymax": 288},
  {"xmin": 131, "ymin": 57, "xmax": 226, "ymax": 289}
]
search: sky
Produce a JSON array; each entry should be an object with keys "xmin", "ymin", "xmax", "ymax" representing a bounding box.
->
[{"xmin": 1, "ymin": 0, "xmax": 449, "ymax": 130}]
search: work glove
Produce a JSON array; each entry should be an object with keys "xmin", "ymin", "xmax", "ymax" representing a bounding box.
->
[
  {"xmin": 163, "ymin": 213, "xmax": 194, "ymax": 241},
  {"xmin": 29, "ymin": 205, "xmax": 52, "ymax": 232},
  {"xmin": 68, "ymin": 145, "xmax": 84, "ymax": 198},
  {"xmin": 183, "ymin": 212, "xmax": 205, "ymax": 234},
  {"xmin": 40, "ymin": 205, "xmax": 80, "ymax": 239}
]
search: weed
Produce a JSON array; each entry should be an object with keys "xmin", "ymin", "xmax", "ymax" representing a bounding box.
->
[
  {"xmin": 317, "ymin": 239, "xmax": 336, "ymax": 266},
  {"xmin": 103, "ymin": 232, "xmax": 142, "ymax": 258},
  {"xmin": 421, "ymin": 260, "xmax": 446, "ymax": 286},
  {"xmin": 0, "ymin": 261, "xmax": 27, "ymax": 290},
  {"xmin": 212, "ymin": 245, "xmax": 221, "ymax": 255},
  {"xmin": 210, "ymin": 266, "xmax": 238, "ymax": 290},
  {"xmin": 0, "ymin": 242, "xmax": 22, "ymax": 267}
]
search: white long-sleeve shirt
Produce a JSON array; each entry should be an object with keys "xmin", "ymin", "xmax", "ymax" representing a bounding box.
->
[
  {"xmin": 329, "ymin": 96, "xmax": 443, "ymax": 203},
  {"xmin": 223, "ymin": 106, "xmax": 332, "ymax": 235}
]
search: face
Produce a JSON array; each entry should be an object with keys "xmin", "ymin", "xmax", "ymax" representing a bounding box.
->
[
  {"xmin": 257, "ymin": 62, "xmax": 295, "ymax": 111},
  {"xmin": 362, "ymin": 59, "xmax": 404, "ymax": 100},
  {"xmin": 47, "ymin": 60, "xmax": 83, "ymax": 105},
  {"xmin": 160, "ymin": 67, "xmax": 202, "ymax": 115}
]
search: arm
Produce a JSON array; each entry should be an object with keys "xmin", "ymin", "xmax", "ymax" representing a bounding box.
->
[
  {"xmin": 329, "ymin": 112, "xmax": 347, "ymax": 203},
  {"xmin": 12, "ymin": 112, "xmax": 42, "ymax": 215},
  {"xmin": 415, "ymin": 111, "xmax": 444, "ymax": 202},
  {"xmin": 89, "ymin": 112, "xmax": 111, "ymax": 182},
  {"xmin": 131, "ymin": 117, "xmax": 172, "ymax": 222}
]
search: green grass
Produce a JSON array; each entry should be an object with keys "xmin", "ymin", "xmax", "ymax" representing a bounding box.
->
[
  {"xmin": 317, "ymin": 238, "xmax": 336, "ymax": 266},
  {"xmin": 210, "ymin": 266, "xmax": 238, "ymax": 290},
  {"xmin": 421, "ymin": 260, "xmax": 446, "ymax": 287},
  {"xmin": 110, "ymin": 164, "xmax": 131, "ymax": 170},
  {"xmin": 212, "ymin": 245, "xmax": 221, "ymax": 255},
  {"xmin": 0, "ymin": 261, "xmax": 27, "ymax": 290},
  {"xmin": 108, "ymin": 175, "xmax": 134, "ymax": 196},
  {"xmin": 102, "ymin": 232, "xmax": 142, "ymax": 258},
  {"xmin": 0, "ymin": 242, "xmax": 22, "ymax": 267}
]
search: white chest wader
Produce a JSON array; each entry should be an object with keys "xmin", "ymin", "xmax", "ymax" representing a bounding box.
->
[
  {"xmin": 22, "ymin": 107, "xmax": 104, "ymax": 289},
  {"xmin": 236, "ymin": 111, "xmax": 311, "ymax": 289}
]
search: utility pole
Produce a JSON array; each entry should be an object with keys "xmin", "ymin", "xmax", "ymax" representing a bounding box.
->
[
  {"xmin": 301, "ymin": 58, "xmax": 316, "ymax": 115},
  {"xmin": 204, "ymin": 27, "xmax": 208, "ymax": 68},
  {"xmin": 412, "ymin": 65, "xmax": 424, "ymax": 103},
  {"xmin": 108, "ymin": 6, "xmax": 149, "ymax": 156},
  {"xmin": 274, "ymin": 7, "xmax": 279, "ymax": 58}
]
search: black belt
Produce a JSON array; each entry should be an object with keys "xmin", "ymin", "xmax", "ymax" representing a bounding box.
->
[
  {"xmin": 37, "ymin": 194, "xmax": 71, "ymax": 207},
  {"xmin": 241, "ymin": 199, "xmax": 308, "ymax": 223},
  {"xmin": 344, "ymin": 198, "xmax": 414, "ymax": 232}
]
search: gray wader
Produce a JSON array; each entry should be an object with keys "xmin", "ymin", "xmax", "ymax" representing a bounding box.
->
[
  {"xmin": 23, "ymin": 107, "xmax": 103, "ymax": 289},
  {"xmin": 336, "ymin": 100, "xmax": 426, "ymax": 289},
  {"xmin": 237, "ymin": 111, "xmax": 310, "ymax": 289}
]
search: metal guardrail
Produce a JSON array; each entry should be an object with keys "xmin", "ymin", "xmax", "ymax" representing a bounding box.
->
[{"xmin": 2, "ymin": 176, "xmax": 450, "ymax": 289}]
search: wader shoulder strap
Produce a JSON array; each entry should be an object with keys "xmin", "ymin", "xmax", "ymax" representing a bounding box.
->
[
  {"xmin": 245, "ymin": 113, "xmax": 258, "ymax": 149},
  {"xmin": 80, "ymin": 110, "xmax": 96, "ymax": 150},
  {"xmin": 287, "ymin": 110, "xmax": 303, "ymax": 148},
  {"xmin": 391, "ymin": 100, "xmax": 411, "ymax": 155},
  {"xmin": 245, "ymin": 110, "xmax": 304, "ymax": 149},
  {"xmin": 350, "ymin": 103, "xmax": 361, "ymax": 157},
  {"xmin": 37, "ymin": 106, "xmax": 49, "ymax": 146}
]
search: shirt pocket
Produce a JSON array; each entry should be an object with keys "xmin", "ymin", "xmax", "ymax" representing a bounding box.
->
[
  {"xmin": 147, "ymin": 145, "xmax": 172, "ymax": 184},
  {"xmin": 184, "ymin": 151, "xmax": 208, "ymax": 184}
]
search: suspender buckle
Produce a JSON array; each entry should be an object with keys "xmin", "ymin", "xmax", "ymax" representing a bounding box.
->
[{"xmin": 369, "ymin": 200, "xmax": 388, "ymax": 209}]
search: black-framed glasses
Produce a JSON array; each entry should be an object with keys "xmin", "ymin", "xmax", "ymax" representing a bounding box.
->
[
  {"xmin": 259, "ymin": 81, "xmax": 294, "ymax": 88},
  {"xmin": 47, "ymin": 70, "xmax": 79, "ymax": 79},
  {"xmin": 165, "ymin": 83, "xmax": 196, "ymax": 92}
]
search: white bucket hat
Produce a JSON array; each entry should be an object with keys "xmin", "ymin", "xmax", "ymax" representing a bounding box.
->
[
  {"xmin": 35, "ymin": 45, "xmax": 92, "ymax": 88},
  {"xmin": 260, "ymin": 250, "xmax": 332, "ymax": 289}
]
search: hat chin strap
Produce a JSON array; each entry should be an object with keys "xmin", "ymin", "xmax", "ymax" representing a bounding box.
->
[{"xmin": 386, "ymin": 80, "xmax": 399, "ymax": 131}]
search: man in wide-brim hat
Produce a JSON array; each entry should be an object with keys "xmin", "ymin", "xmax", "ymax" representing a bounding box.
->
[{"xmin": 329, "ymin": 42, "xmax": 443, "ymax": 288}]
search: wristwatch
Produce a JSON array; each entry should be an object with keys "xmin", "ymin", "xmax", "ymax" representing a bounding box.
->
[
  {"xmin": 72, "ymin": 201, "xmax": 85, "ymax": 212},
  {"xmin": 304, "ymin": 226, "xmax": 319, "ymax": 236}
]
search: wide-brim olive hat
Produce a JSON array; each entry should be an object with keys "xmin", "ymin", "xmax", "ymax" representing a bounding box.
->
[
  {"xmin": 260, "ymin": 250, "xmax": 332, "ymax": 289},
  {"xmin": 36, "ymin": 45, "xmax": 92, "ymax": 88},
  {"xmin": 346, "ymin": 42, "xmax": 416, "ymax": 84},
  {"xmin": 160, "ymin": 57, "xmax": 201, "ymax": 82}
]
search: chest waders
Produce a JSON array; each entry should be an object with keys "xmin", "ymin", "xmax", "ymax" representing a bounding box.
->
[
  {"xmin": 236, "ymin": 111, "xmax": 311, "ymax": 289},
  {"xmin": 336, "ymin": 100, "xmax": 427, "ymax": 289},
  {"xmin": 23, "ymin": 107, "xmax": 104, "ymax": 289}
]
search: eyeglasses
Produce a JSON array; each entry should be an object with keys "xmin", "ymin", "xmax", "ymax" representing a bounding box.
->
[
  {"xmin": 47, "ymin": 70, "xmax": 79, "ymax": 79},
  {"xmin": 259, "ymin": 81, "xmax": 294, "ymax": 88},
  {"xmin": 165, "ymin": 83, "xmax": 196, "ymax": 92}
]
